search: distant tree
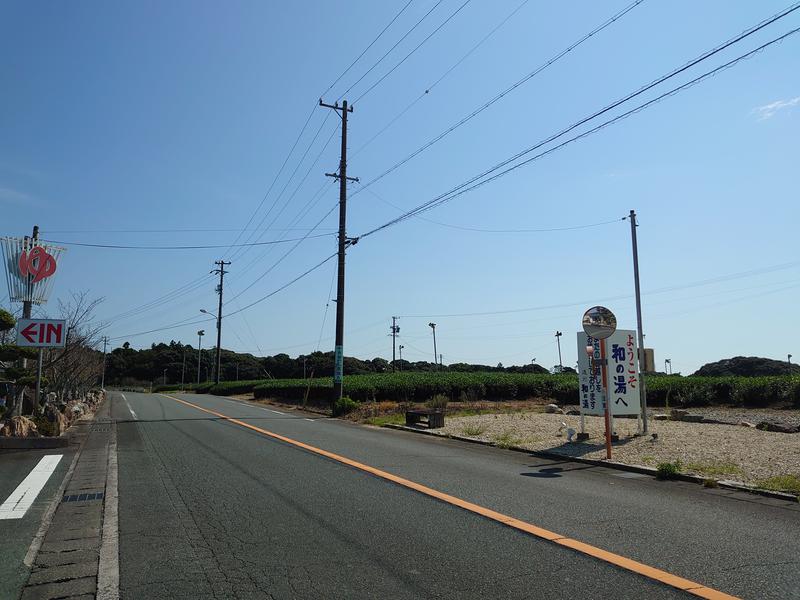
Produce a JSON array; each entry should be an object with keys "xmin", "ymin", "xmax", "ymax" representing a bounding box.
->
[{"xmin": 694, "ymin": 356, "xmax": 799, "ymax": 377}]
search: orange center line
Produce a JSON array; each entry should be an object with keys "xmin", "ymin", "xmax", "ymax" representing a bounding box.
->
[{"xmin": 160, "ymin": 393, "xmax": 738, "ymax": 600}]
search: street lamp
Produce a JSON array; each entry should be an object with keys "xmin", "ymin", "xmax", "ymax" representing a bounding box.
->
[
  {"xmin": 196, "ymin": 330, "xmax": 205, "ymax": 385},
  {"xmin": 428, "ymin": 323, "xmax": 438, "ymax": 370},
  {"xmin": 555, "ymin": 331, "xmax": 563, "ymax": 373}
]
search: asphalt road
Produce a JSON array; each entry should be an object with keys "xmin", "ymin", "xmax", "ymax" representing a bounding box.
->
[
  {"xmin": 0, "ymin": 447, "xmax": 73, "ymax": 599},
  {"xmin": 112, "ymin": 391, "xmax": 799, "ymax": 599}
]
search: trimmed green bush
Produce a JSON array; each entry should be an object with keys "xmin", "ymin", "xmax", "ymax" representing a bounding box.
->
[{"xmin": 333, "ymin": 396, "xmax": 359, "ymax": 416}]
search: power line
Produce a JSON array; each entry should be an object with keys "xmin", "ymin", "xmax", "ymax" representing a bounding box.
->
[
  {"xmin": 41, "ymin": 234, "xmax": 333, "ymax": 250},
  {"xmin": 321, "ymin": 0, "xmax": 416, "ymax": 97},
  {"xmin": 225, "ymin": 252, "xmax": 339, "ymax": 318},
  {"xmin": 352, "ymin": 0, "xmax": 473, "ymax": 104},
  {"xmin": 360, "ymin": 22, "xmax": 800, "ymax": 238},
  {"xmin": 352, "ymin": 0, "xmax": 647, "ymax": 194},
  {"xmin": 228, "ymin": 112, "xmax": 335, "ymax": 262},
  {"xmin": 36, "ymin": 227, "xmax": 337, "ymax": 234},
  {"xmin": 337, "ymin": 0, "xmax": 445, "ymax": 101},
  {"xmin": 363, "ymin": 186, "xmax": 625, "ymax": 232},
  {"xmin": 398, "ymin": 260, "xmax": 800, "ymax": 318},
  {"xmin": 225, "ymin": 202, "xmax": 339, "ymax": 304},
  {"xmin": 351, "ymin": 0, "xmax": 531, "ymax": 158},
  {"xmin": 221, "ymin": 104, "xmax": 319, "ymax": 258}
]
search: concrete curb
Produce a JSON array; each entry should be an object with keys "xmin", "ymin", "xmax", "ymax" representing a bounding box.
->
[{"xmin": 384, "ymin": 423, "xmax": 799, "ymax": 503}]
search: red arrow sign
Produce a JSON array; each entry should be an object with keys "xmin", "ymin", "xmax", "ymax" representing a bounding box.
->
[
  {"xmin": 20, "ymin": 323, "xmax": 37, "ymax": 344},
  {"xmin": 15, "ymin": 319, "xmax": 67, "ymax": 348}
]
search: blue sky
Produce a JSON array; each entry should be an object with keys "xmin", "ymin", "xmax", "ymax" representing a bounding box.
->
[{"xmin": 1, "ymin": 0, "xmax": 798, "ymax": 374}]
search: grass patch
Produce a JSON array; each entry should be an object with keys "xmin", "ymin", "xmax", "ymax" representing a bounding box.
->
[
  {"xmin": 641, "ymin": 455, "xmax": 655, "ymax": 465},
  {"xmin": 656, "ymin": 460, "xmax": 682, "ymax": 480},
  {"xmin": 685, "ymin": 461, "xmax": 743, "ymax": 477},
  {"xmin": 364, "ymin": 413, "xmax": 405, "ymax": 426},
  {"xmin": 461, "ymin": 423, "xmax": 488, "ymax": 437},
  {"xmin": 492, "ymin": 431, "xmax": 520, "ymax": 449},
  {"xmin": 756, "ymin": 474, "xmax": 800, "ymax": 494}
]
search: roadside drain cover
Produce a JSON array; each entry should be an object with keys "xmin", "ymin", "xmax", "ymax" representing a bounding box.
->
[{"xmin": 62, "ymin": 492, "xmax": 104, "ymax": 502}]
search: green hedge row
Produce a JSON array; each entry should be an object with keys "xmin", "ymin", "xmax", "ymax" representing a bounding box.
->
[{"xmin": 154, "ymin": 373, "xmax": 800, "ymax": 408}]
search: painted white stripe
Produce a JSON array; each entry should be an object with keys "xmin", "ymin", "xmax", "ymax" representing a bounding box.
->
[
  {"xmin": 267, "ymin": 409, "xmax": 284, "ymax": 415},
  {"xmin": 0, "ymin": 455, "xmax": 63, "ymax": 520},
  {"xmin": 121, "ymin": 393, "xmax": 137, "ymax": 420},
  {"xmin": 304, "ymin": 418, "xmax": 315, "ymax": 422}
]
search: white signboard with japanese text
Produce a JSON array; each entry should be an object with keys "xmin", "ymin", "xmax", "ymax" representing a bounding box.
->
[{"xmin": 577, "ymin": 329, "xmax": 640, "ymax": 416}]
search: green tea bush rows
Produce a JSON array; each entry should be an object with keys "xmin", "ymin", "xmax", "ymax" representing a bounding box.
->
[{"xmin": 151, "ymin": 372, "xmax": 800, "ymax": 409}]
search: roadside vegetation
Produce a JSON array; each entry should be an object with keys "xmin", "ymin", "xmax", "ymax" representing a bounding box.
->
[{"xmin": 154, "ymin": 371, "xmax": 800, "ymax": 410}]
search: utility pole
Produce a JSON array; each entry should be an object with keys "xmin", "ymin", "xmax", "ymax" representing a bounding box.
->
[
  {"xmin": 439, "ymin": 353, "xmax": 443, "ymax": 368},
  {"xmin": 399, "ymin": 345, "xmax": 404, "ymax": 369},
  {"xmin": 181, "ymin": 347, "xmax": 186, "ymax": 391},
  {"xmin": 390, "ymin": 317, "xmax": 399, "ymax": 371},
  {"xmin": 197, "ymin": 330, "xmax": 205, "ymax": 385},
  {"xmin": 555, "ymin": 331, "xmax": 563, "ymax": 373},
  {"xmin": 163, "ymin": 369, "xmax": 167, "ymax": 385},
  {"xmin": 100, "ymin": 336, "xmax": 108, "ymax": 389},
  {"xmin": 429, "ymin": 323, "xmax": 438, "ymax": 370},
  {"xmin": 212, "ymin": 260, "xmax": 230, "ymax": 385},
  {"xmin": 629, "ymin": 209, "xmax": 648, "ymax": 433},
  {"xmin": 320, "ymin": 98, "xmax": 357, "ymax": 408}
]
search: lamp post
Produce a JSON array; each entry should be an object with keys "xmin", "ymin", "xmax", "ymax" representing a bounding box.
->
[
  {"xmin": 428, "ymin": 323, "xmax": 438, "ymax": 370},
  {"xmin": 196, "ymin": 330, "xmax": 205, "ymax": 385},
  {"xmin": 399, "ymin": 345, "xmax": 404, "ymax": 370},
  {"xmin": 555, "ymin": 331, "xmax": 563, "ymax": 373}
]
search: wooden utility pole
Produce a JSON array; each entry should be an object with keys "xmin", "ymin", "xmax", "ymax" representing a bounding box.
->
[{"xmin": 319, "ymin": 98, "xmax": 358, "ymax": 409}]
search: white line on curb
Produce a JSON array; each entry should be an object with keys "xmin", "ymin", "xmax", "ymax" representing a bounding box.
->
[
  {"xmin": 0, "ymin": 455, "xmax": 63, "ymax": 520},
  {"xmin": 97, "ymin": 427, "xmax": 119, "ymax": 600}
]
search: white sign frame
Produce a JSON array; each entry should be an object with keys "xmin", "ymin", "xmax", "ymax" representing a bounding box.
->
[{"xmin": 16, "ymin": 318, "xmax": 68, "ymax": 348}]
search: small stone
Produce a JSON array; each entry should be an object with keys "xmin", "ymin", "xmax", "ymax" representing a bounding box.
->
[
  {"xmin": 565, "ymin": 409, "xmax": 580, "ymax": 416},
  {"xmin": 544, "ymin": 403, "xmax": 562, "ymax": 414},
  {"xmin": 653, "ymin": 414, "xmax": 669, "ymax": 421},
  {"xmin": 739, "ymin": 421, "xmax": 756, "ymax": 428}
]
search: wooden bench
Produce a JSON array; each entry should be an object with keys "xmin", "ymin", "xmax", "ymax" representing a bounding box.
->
[{"xmin": 405, "ymin": 408, "xmax": 445, "ymax": 429}]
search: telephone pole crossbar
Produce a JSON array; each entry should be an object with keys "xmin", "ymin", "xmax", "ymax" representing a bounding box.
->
[{"xmin": 319, "ymin": 98, "xmax": 357, "ymax": 409}]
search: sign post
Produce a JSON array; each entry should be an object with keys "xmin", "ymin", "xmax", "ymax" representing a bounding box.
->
[
  {"xmin": 1, "ymin": 232, "xmax": 65, "ymax": 414},
  {"xmin": 16, "ymin": 318, "xmax": 68, "ymax": 408},
  {"xmin": 581, "ymin": 306, "xmax": 618, "ymax": 460}
]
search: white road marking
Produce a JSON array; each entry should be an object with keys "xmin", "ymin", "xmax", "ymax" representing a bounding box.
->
[
  {"xmin": 304, "ymin": 418, "xmax": 314, "ymax": 422},
  {"xmin": 267, "ymin": 409, "xmax": 284, "ymax": 415},
  {"xmin": 0, "ymin": 455, "xmax": 63, "ymax": 520},
  {"xmin": 98, "ymin": 427, "xmax": 119, "ymax": 600},
  {"xmin": 121, "ymin": 393, "xmax": 137, "ymax": 420}
]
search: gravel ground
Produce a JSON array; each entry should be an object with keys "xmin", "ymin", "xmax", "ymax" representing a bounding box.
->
[{"xmin": 432, "ymin": 410, "xmax": 800, "ymax": 487}]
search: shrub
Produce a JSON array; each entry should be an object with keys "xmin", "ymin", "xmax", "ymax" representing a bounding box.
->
[
  {"xmin": 756, "ymin": 474, "xmax": 800, "ymax": 494},
  {"xmin": 426, "ymin": 393, "xmax": 449, "ymax": 410},
  {"xmin": 656, "ymin": 461, "xmax": 682, "ymax": 480},
  {"xmin": 461, "ymin": 423, "xmax": 487, "ymax": 437},
  {"xmin": 333, "ymin": 396, "xmax": 358, "ymax": 416}
]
